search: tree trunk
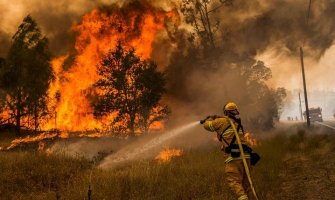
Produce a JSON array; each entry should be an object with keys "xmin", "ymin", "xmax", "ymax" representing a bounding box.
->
[
  {"xmin": 15, "ymin": 109, "xmax": 21, "ymax": 135},
  {"xmin": 143, "ymin": 110, "xmax": 150, "ymax": 134},
  {"xmin": 129, "ymin": 112, "xmax": 135, "ymax": 135},
  {"xmin": 34, "ymin": 104, "xmax": 38, "ymax": 133},
  {"xmin": 15, "ymin": 89, "xmax": 22, "ymax": 135}
]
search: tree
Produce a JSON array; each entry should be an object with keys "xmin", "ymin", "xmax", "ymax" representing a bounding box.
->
[
  {"xmin": 0, "ymin": 58, "xmax": 6, "ymax": 123},
  {"xmin": 0, "ymin": 58, "xmax": 5, "ymax": 68},
  {"xmin": 93, "ymin": 42, "xmax": 169, "ymax": 135},
  {"xmin": 181, "ymin": 0, "xmax": 233, "ymax": 50},
  {"xmin": 169, "ymin": 1, "xmax": 287, "ymax": 130},
  {"xmin": 0, "ymin": 15, "xmax": 53, "ymax": 134}
]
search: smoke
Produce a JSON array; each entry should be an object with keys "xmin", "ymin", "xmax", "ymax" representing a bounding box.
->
[
  {"xmin": 49, "ymin": 137, "xmax": 130, "ymax": 161},
  {"xmin": 0, "ymin": 0, "xmax": 180, "ymax": 57},
  {"xmin": 1, "ymin": 0, "xmax": 335, "ymax": 125},
  {"xmin": 248, "ymin": 0, "xmax": 335, "ymax": 90},
  {"xmin": 230, "ymin": 0, "xmax": 335, "ymax": 79},
  {"xmin": 164, "ymin": 0, "xmax": 335, "ymax": 126},
  {"xmin": 217, "ymin": 0, "xmax": 335, "ymax": 58},
  {"xmin": 2, "ymin": 0, "xmax": 334, "ymax": 86},
  {"xmin": 0, "ymin": 0, "xmax": 93, "ymax": 56}
]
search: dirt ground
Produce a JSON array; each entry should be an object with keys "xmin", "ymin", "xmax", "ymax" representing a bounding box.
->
[{"xmin": 275, "ymin": 127, "xmax": 335, "ymax": 200}]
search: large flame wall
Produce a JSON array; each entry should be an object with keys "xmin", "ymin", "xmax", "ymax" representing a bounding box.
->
[{"xmin": 44, "ymin": 5, "xmax": 179, "ymax": 131}]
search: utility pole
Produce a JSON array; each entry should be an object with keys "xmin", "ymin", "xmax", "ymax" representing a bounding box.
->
[
  {"xmin": 300, "ymin": 47, "xmax": 310, "ymax": 126},
  {"xmin": 299, "ymin": 0, "xmax": 312, "ymax": 127},
  {"xmin": 298, "ymin": 92, "xmax": 303, "ymax": 120}
]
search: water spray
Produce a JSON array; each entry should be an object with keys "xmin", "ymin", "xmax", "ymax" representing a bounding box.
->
[{"xmin": 99, "ymin": 121, "xmax": 199, "ymax": 168}]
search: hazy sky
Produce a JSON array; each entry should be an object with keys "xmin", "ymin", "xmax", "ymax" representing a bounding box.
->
[{"xmin": 0, "ymin": 0, "xmax": 334, "ymax": 92}]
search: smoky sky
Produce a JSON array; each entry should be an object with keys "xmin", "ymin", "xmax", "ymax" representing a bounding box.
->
[
  {"xmin": 0, "ymin": 0, "xmax": 128, "ymax": 56},
  {"xmin": 0, "ymin": 0, "xmax": 333, "ymax": 153},
  {"xmin": 0, "ymin": 0, "xmax": 179, "ymax": 57},
  {"xmin": 208, "ymin": 0, "xmax": 335, "ymax": 60},
  {"xmin": 1, "ymin": 0, "xmax": 335, "ymax": 113},
  {"xmin": 162, "ymin": 0, "xmax": 335, "ymax": 125},
  {"xmin": 1, "ymin": 0, "xmax": 334, "ymax": 57}
]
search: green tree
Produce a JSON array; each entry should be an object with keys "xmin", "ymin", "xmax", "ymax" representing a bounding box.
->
[
  {"xmin": 93, "ymin": 42, "xmax": 169, "ymax": 135},
  {"xmin": 0, "ymin": 15, "xmax": 53, "ymax": 134}
]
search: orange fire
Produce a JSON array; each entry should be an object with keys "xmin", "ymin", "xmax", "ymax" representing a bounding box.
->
[
  {"xmin": 244, "ymin": 132, "xmax": 258, "ymax": 147},
  {"xmin": 58, "ymin": 132, "xmax": 70, "ymax": 139},
  {"xmin": 43, "ymin": 4, "xmax": 179, "ymax": 132},
  {"xmin": 38, "ymin": 141, "xmax": 46, "ymax": 152},
  {"xmin": 155, "ymin": 148, "xmax": 182, "ymax": 163},
  {"xmin": 6, "ymin": 132, "xmax": 58, "ymax": 150},
  {"xmin": 5, "ymin": 130, "xmax": 111, "ymax": 151}
]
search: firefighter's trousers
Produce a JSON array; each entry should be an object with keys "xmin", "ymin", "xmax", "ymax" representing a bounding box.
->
[{"xmin": 224, "ymin": 159, "xmax": 253, "ymax": 200}]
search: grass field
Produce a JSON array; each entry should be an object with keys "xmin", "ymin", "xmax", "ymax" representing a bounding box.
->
[{"xmin": 0, "ymin": 124, "xmax": 334, "ymax": 200}]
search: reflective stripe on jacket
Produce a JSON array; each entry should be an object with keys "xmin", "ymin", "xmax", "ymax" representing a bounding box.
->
[{"xmin": 203, "ymin": 116, "xmax": 249, "ymax": 163}]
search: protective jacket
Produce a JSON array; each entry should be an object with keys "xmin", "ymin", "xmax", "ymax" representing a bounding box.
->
[{"xmin": 203, "ymin": 116, "xmax": 250, "ymax": 163}]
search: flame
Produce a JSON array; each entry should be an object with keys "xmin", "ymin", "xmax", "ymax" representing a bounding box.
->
[
  {"xmin": 149, "ymin": 121, "xmax": 164, "ymax": 131},
  {"xmin": 59, "ymin": 132, "xmax": 70, "ymax": 139},
  {"xmin": 5, "ymin": 131, "xmax": 109, "ymax": 151},
  {"xmin": 244, "ymin": 132, "xmax": 258, "ymax": 147},
  {"xmin": 45, "ymin": 148, "xmax": 53, "ymax": 156},
  {"xmin": 155, "ymin": 148, "xmax": 182, "ymax": 163},
  {"xmin": 38, "ymin": 141, "xmax": 46, "ymax": 152},
  {"xmin": 6, "ymin": 132, "xmax": 58, "ymax": 150},
  {"xmin": 78, "ymin": 132, "xmax": 107, "ymax": 138},
  {"xmin": 42, "ymin": 4, "xmax": 179, "ymax": 132},
  {"xmin": 47, "ymin": 55, "xmax": 67, "ymax": 100}
]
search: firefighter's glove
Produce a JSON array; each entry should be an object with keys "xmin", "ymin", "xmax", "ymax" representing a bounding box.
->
[
  {"xmin": 200, "ymin": 115, "xmax": 221, "ymax": 124},
  {"xmin": 200, "ymin": 116, "xmax": 212, "ymax": 124}
]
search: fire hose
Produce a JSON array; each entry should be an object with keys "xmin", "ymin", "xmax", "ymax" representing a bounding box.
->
[
  {"xmin": 200, "ymin": 116, "xmax": 260, "ymax": 200},
  {"xmin": 228, "ymin": 118, "xmax": 259, "ymax": 200}
]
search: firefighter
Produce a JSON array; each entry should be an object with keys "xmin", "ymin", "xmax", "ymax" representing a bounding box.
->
[{"xmin": 202, "ymin": 102, "xmax": 253, "ymax": 200}]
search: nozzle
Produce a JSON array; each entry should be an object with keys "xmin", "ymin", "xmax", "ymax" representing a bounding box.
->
[
  {"xmin": 200, "ymin": 116, "xmax": 211, "ymax": 124},
  {"xmin": 200, "ymin": 115, "xmax": 222, "ymax": 124}
]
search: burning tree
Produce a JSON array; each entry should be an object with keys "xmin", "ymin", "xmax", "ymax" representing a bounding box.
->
[
  {"xmin": 93, "ymin": 42, "xmax": 169, "ymax": 135},
  {"xmin": 0, "ymin": 58, "xmax": 6, "ymax": 124},
  {"xmin": 40, "ymin": 2, "xmax": 179, "ymax": 131},
  {"xmin": 0, "ymin": 15, "xmax": 53, "ymax": 134}
]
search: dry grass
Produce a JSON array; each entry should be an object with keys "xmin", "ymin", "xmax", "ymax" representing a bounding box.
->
[{"xmin": 0, "ymin": 126, "xmax": 334, "ymax": 200}]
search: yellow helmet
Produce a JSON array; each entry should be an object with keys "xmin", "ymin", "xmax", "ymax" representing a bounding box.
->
[{"xmin": 224, "ymin": 102, "xmax": 238, "ymax": 111}]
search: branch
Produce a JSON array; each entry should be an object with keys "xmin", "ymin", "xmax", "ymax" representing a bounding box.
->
[
  {"xmin": 0, "ymin": 112, "xmax": 29, "ymax": 125},
  {"xmin": 208, "ymin": 0, "xmax": 230, "ymax": 13}
]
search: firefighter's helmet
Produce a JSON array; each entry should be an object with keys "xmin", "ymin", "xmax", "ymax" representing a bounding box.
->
[{"xmin": 224, "ymin": 102, "xmax": 238, "ymax": 111}]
